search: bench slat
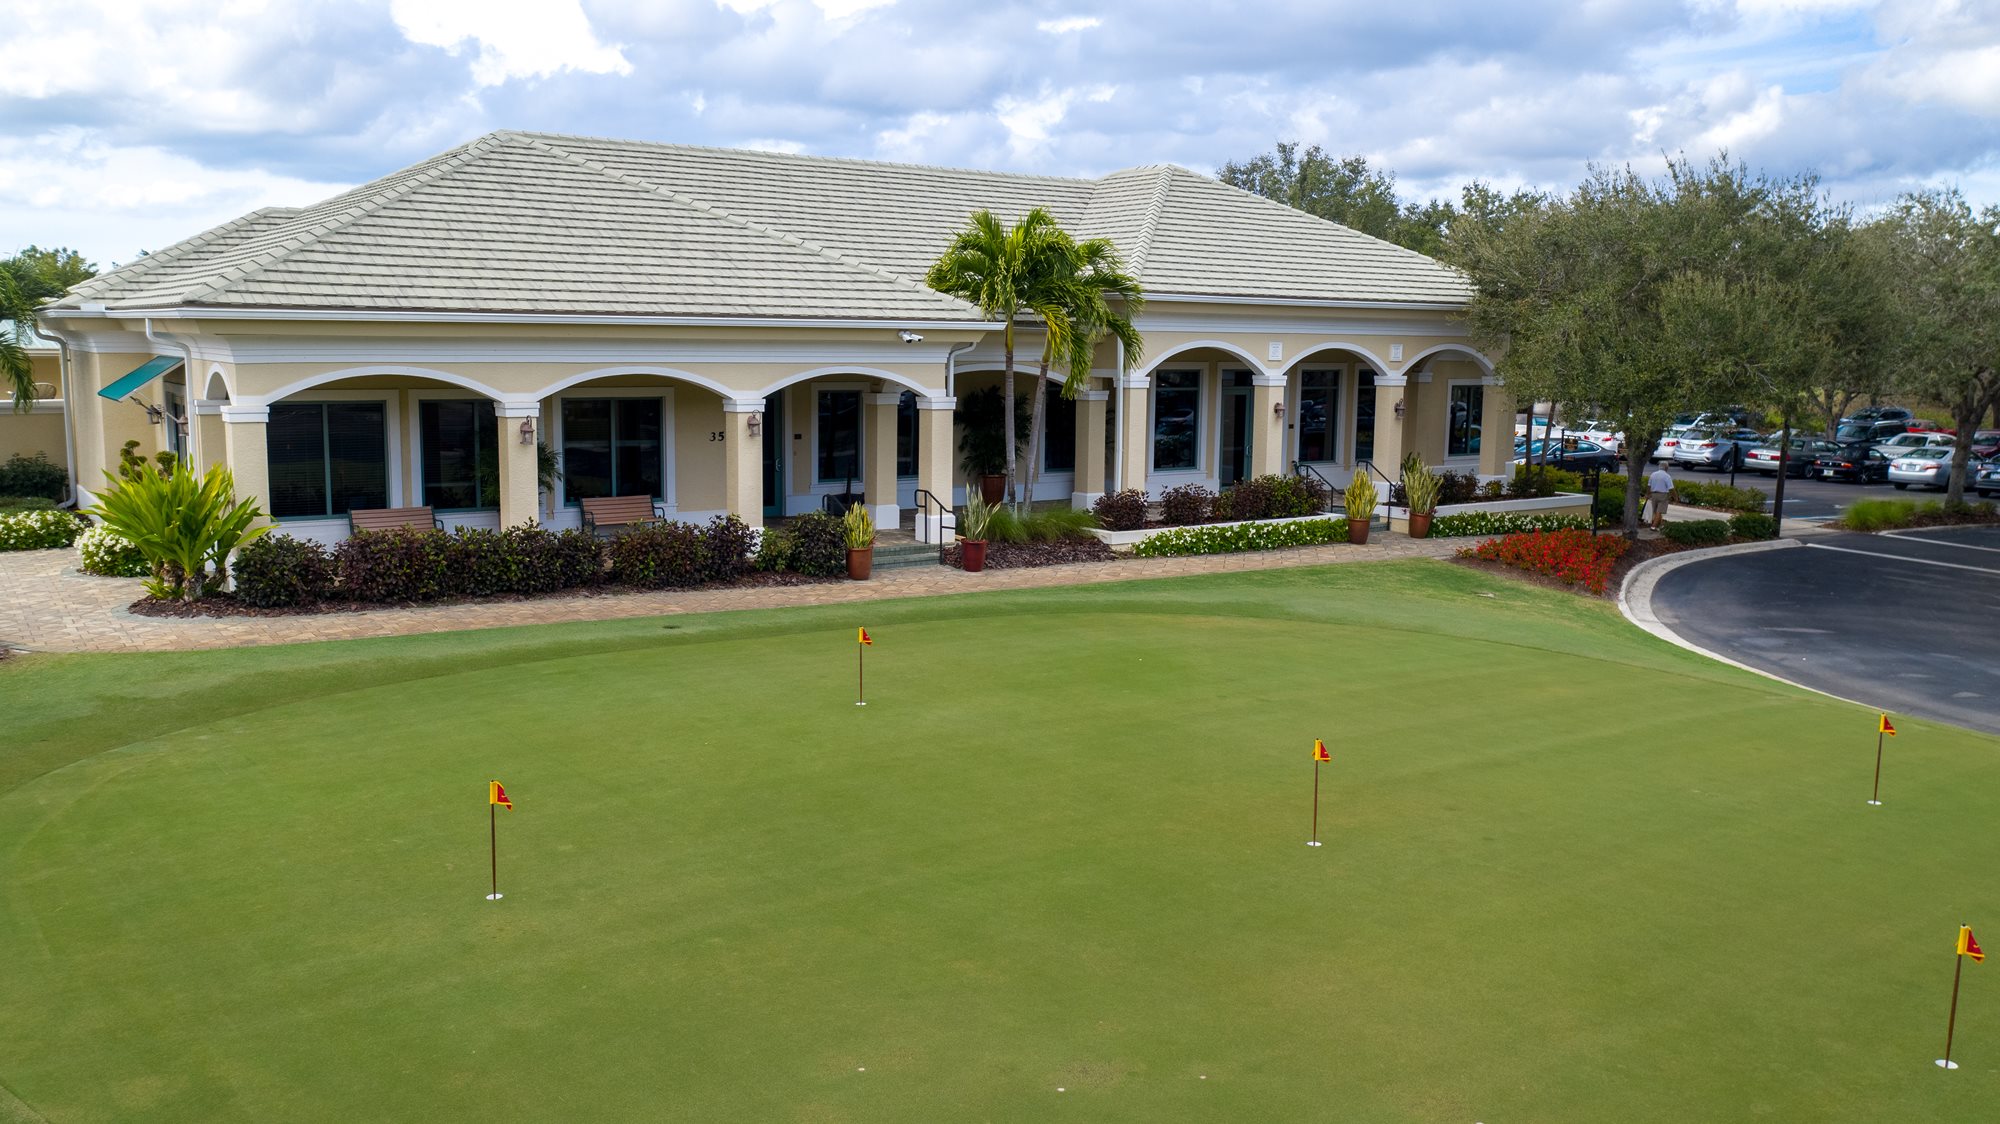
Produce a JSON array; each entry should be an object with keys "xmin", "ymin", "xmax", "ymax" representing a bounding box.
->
[
  {"xmin": 579, "ymin": 495, "xmax": 661, "ymax": 534},
  {"xmin": 349, "ymin": 506, "xmax": 437, "ymax": 532}
]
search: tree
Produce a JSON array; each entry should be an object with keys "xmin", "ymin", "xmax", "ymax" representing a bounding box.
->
[
  {"xmin": 1020, "ymin": 237, "xmax": 1144, "ymax": 507},
  {"xmin": 1449, "ymin": 157, "xmax": 1780, "ymax": 537},
  {"xmin": 1219, "ymin": 142, "xmax": 1452, "ymax": 253},
  {"xmin": 3, "ymin": 245, "xmax": 96, "ymax": 411},
  {"xmin": 4, "ymin": 246, "xmax": 96, "ymax": 302},
  {"xmin": 927, "ymin": 208, "xmax": 1076, "ymax": 504},
  {"xmin": 1872, "ymin": 190, "xmax": 2000, "ymax": 506}
]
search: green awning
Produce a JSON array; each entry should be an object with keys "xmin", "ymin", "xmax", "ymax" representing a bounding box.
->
[{"xmin": 98, "ymin": 354, "xmax": 183, "ymax": 402}]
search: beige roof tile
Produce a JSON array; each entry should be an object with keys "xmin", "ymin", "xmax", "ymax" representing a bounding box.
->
[{"xmin": 53, "ymin": 131, "xmax": 1471, "ymax": 320}]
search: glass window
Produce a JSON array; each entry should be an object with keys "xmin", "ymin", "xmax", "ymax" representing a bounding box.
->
[
  {"xmin": 420, "ymin": 399, "xmax": 498, "ymax": 509},
  {"xmin": 1152, "ymin": 369, "xmax": 1200, "ymax": 471},
  {"xmin": 1355, "ymin": 371, "xmax": 1377, "ymax": 463},
  {"xmin": 1448, "ymin": 384, "xmax": 1484, "ymax": 457},
  {"xmin": 897, "ymin": 391, "xmax": 918, "ymax": 477},
  {"xmin": 266, "ymin": 402, "xmax": 388, "ymax": 519},
  {"xmin": 561, "ymin": 398, "xmax": 662, "ymax": 501},
  {"xmin": 818, "ymin": 390, "xmax": 861, "ymax": 483},
  {"xmin": 1043, "ymin": 383, "xmax": 1076, "ymax": 472},
  {"xmin": 1298, "ymin": 369, "xmax": 1339, "ymax": 462}
]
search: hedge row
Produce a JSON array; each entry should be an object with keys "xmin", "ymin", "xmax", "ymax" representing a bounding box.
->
[
  {"xmin": 0, "ymin": 508, "xmax": 85, "ymax": 551},
  {"xmin": 1427, "ymin": 511, "xmax": 1593, "ymax": 537},
  {"xmin": 0, "ymin": 453, "xmax": 66, "ymax": 502},
  {"xmin": 1093, "ymin": 475, "xmax": 1332, "ymax": 531},
  {"xmin": 1129, "ymin": 516, "xmax": 1347, "ymax": 558}
]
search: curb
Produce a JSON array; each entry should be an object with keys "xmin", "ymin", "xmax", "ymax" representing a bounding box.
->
[{"xmin": 1616, "ymin": 537, "xmax": 1881, "ymax": 710}]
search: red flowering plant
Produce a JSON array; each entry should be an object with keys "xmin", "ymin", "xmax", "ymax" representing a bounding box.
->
[{"xmin": 1457, "ymin": 528, "xmax": 1631, "ymax": 594}]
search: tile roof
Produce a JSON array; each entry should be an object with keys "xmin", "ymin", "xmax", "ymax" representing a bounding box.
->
[{"xmin": 53, "ymin": 131, "xmax": 1472, "ymax": 321}]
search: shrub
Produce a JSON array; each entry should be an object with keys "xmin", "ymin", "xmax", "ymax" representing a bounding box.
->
[
  {"xmin": 0, "ymin": 453, "xmax": 67, "ymax": 501},
  {"xmin": 754, "ymin": 527, "xmax": 796, "ymax": 571},
  {"xmin": 1436, "ymin": 471, "xmax": 1482, "ymax": 505},
  {"xmin": 0, "ymin": 495, "xmax": 56, "ymax": 512},
  {"xmin": 1840, "ymin": 499, "xmax": 1932, "ymax": 531},
  {"xmin": 77, "ymin": 524, "xmax": 151, "ymax": 576},
  {"xmin": 1216, "ymin": 475, "xmax": 1324, "ymax": 521},
  {"xmin": 1661, "ymin": 519, "xmax": 1732, "ymax": 546},
  {"xmin": 1019, "ymin": 506, "xmax": 1098, "ymax": 542},
  {"xmin": 985, "ymin": 504, "xmax": 1028, "ymax": 544},
  {"xmin": 1672, "ymin": 480, "xmax": 1766, "ymax": 513},
  {"xmin": 1428, "ymin": 511, "xmax": 1592, "ymax": 537},
  {"xmin": 1130, "ymin": 517, "xmax": 1347, "ymax": 557},
  {"xmin": 1458, "ymin": 528, "xmax": 1630, "ymax": 594},
  {"xmin": 787, "ymin": 510, "xmax": 847, "ymax": 577},
  {"xmin": 445, "ymin": 528, "xmax": 521, "ymax": 597},
  {"xmin": 233, "ymin": 534, "xmax": 336, "ymax": 607},
  {"xmin": 957, "ymin": 489, "xmax": 1000, "ymax": 542},
  {"xmin": 334, "ymin": 527, "xmax": 452, "ymax": 603},
  {"xmin": 1728, "ymin": 512, "xmax": 1778, "ymax": 541},
  {"xmin": 1092, "ymin": 489, "xmax": 1148, "ymax": 531},
  {"xmin": 703, "ymin": 515, "xmax": 756, "ymax": 581},
  {"xmin": 1343, "ymin": 471, "xmax": 1378, "ymax": 520},
  {"xmin": 1509, "ymin": 464, "xmax": 1584, "ymax": 498},
  {"xmin": 0, "ymin": 508, "xmax": 85, "ymax": 551},
  {"xmin": 89, "ymin": 462, "xmax": 269, "ymax": 600},
  {"xmin": 606, "ymin": 521, "xmax": 706, "ymax": 588},
  {"xmin": 1593, "ymin": 478, "xmax": 1630, "ymax": 524},
  {"xmin": 550, "ymin": 527, "xmax": 608, "ymax": 589},
  {"xmin": 1159, "ymin": 483, "xmax": 1216, "ymax": 525}
]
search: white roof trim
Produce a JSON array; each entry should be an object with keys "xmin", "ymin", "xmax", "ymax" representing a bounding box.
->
[
  {"xmin": 56, "ymin": 307, "xmax": 1005, "ymax": 331},
  {"xmin": 1142, "ymin": 293, "xmax": 1469, "ymax": 312}
]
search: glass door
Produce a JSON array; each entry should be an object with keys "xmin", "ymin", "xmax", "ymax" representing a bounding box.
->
[
  {"xmin": 762, "ymin": 393, "xmax": 785, "ymax": 518},
  {"xmin": 1221, "ymin": 372, "xmax": 1253, "ymax": 486}
]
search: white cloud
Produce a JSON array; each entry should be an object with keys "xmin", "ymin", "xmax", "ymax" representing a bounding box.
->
[
  {"xmin": 1037, "ymin": 16, "xmax": 1102, "ymax": 34},
  {"xmin": 390, "ymin": 0, "xmax": 631, "ymax": 86}
]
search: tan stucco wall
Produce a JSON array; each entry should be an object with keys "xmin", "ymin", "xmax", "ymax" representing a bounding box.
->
[
  {"xmin": 0, "ymin": 410, "xmax": 67, "ymax": 468},
  {"xmin": 674, "ymin": 390, "xmax": 726, "ymax": 512}
]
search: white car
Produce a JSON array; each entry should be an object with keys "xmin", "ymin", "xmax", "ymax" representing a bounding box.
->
[
  {"xmin": 1874, "ymin": 431, "xmax": 1954, "ymax": 459},
  {"xmin": 1577, "ymin": 420, "xmax": 1625, "ymax": 454},
  {"xmin": 1888, "ymin": 447, "xmax": 1955, "ymax": 490},
  {"xmin": 1651, "ymin": 425, "xmax": 1693, "ymax": 462}
]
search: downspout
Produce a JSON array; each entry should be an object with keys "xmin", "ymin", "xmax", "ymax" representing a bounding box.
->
[
  {"xmin": 143, "ymin": 317, "xmax": 197, "ymax": 466},
  {"xmin": 1111, "ymin": 337, "xmax": 1125, "ymax": 494},
  {"xmin": 34, "ymin": 316, "xmax": 82, "ymax": 509}
]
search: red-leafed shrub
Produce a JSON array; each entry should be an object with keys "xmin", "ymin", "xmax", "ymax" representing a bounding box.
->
[{"xmin": 1457, "ymin": 528, "xmax": 1630, "ymax": 594}]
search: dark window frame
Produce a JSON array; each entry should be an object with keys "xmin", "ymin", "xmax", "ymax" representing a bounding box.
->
[{"xmin": 266, "ymin": 400, "xmax": 390, "ymax": 520}]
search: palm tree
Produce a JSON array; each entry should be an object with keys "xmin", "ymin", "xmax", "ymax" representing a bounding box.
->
[
  {"xmin": 2, "ymin": 271, "xmax": 38, "ymax": 412},
  {"xmin": 1021, "ymin": 238, "xmax": 1143, "ymax": 504},
  {"xmin": 926, "ymin": 208, "xmax": 1073, "ymax": 504}
]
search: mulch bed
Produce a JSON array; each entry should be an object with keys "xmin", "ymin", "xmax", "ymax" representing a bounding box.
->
[
  {"xmin": 126, "ymin": 570, "xmax": 842, "ymax": 618},
  {"xmin": 941, "ymin": 539, "xmax": 1117, "ymax": 571}
]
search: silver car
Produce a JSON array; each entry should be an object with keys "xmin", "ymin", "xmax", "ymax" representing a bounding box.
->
[
  {"xmin": 1972, "ymin": 455, "xmax": 1999, "ymax": 498},
  {"xmin": 1888, "ymin": 447, "xmax": 1955, "ymax": 490},
  {"xmin": 1672, "ymin": 426, "xmax": 1767, "ymax": 471}
]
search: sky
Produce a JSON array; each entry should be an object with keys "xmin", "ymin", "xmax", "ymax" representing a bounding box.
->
[{"xmin": 5, "ymin": 0, "xmax": 1999, "ymax": 269}]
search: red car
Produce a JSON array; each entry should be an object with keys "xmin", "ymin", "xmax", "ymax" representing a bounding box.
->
[{"xmin": 1971, "ymin": 429, "xmax": 2000, "ymax": 458}]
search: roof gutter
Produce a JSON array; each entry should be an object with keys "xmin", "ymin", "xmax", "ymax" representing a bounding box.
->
[
  {"xmin": 1140, "ymin": 293, "xmax": 1470, "ymax": 312},
  {"xmin": 57, "ymin": 307, "xmax": 1009, "ymax": 331},
  {"xmin": 30, "ymin": 314, "xmax": 81, "ymax": 508}
]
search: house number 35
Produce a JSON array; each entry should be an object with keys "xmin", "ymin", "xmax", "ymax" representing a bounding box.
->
[{"xmin": 709, "ymin": 431, "xmax": 725, "ymax": 441}]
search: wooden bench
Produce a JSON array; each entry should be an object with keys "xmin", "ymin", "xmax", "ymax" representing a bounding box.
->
[
  {"xmin": 348, "ymin": 506, "xmax": 442, "ymax": 535},
  {"xmin": 579, "ymin": 495, "xmax": 664, "ymax": 536}
]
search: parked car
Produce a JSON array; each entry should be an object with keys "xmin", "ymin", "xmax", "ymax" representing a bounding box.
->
[
  {"xmin": 1876, "ymin": 431, "xmax": 1955, "ymax": 460},
  {"xmin": 1813, "ymin": 443, "xmax": 1891, "ymax": 483},
  {"xmin": 1832, "ymin": 420, "xmax": 1907, "ymax": 447},
  {"xmin": 1651, "ymin": 425, "xmax": 1694, "ymax": 462},
  {"xmin": 1671, "ymin": 427, "xmax": 1767, "ymax": 471},
  {"xmin": 1969, "ymin": 430, "xmax": 2000, "ymax": 459},
  {"xmin": 1577, "ymin": 420, "xmax": 1625, "ymax": 454},
  {"xmin": 1743, "ymin": 436, "xmax": 1836, "ymax": 477},
  {"xmin": 1905, "ymin": 419, "xmax": 1954, "ymax": 435},
  {"xmin": 1841, "ymin": 406, "xmax": 1915, "ymax": 427},
  {"xmin": 1976, "ymin": 456, "xmax": 2000, "ymax": 498},
  {"xmin": 1889, "ymin": 447, "xmax": 1955, "ymax": 490},
  {"xmin": 1515, "ymin": 438, "xmax": 1618, "ymax": 472}
]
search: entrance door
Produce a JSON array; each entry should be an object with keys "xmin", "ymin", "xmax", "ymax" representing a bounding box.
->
[
  {"xmin": 761, "ymin": 392, "xmax": 785, "ymax": 518},
  {"xmin": 1221, "ymin": 381, "xmax": 1253, "ymax": 486}
]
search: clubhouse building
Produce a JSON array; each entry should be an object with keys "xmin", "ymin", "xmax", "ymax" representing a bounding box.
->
[{"xmin": 25, "ymin": 131, "xmax": 1510, "ymax": 542}]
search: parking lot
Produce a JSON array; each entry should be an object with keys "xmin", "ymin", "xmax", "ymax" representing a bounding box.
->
[
  {"xmin": 1647, "ymin": 526, "xmax": 2000, "ymax": 734},
  {"xmin": 1654, "ymin": 461, "xmax": 1924, "ymax": 521}
]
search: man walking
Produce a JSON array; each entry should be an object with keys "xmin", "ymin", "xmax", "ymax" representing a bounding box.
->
[{"xmin": 1646, "ymin": 464, "xmax": 1675, "ymax": 530}]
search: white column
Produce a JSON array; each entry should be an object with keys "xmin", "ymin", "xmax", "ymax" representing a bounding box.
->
[
  {"xmin": 1478, "ymin": 376, "xmax": 1513, "ymax": 479},
  {"xmin": 1370, "ymin": 373, "xmax": 1408, "ymax": 476},
  {"xmin": 494, "ymin": 402, "xmax": 542, "ymax": 529},
  {"xmin": 1116, "ymin": 374, "xmax": 1150, "ymax": 495},
  {"xmin": 914, "ymin": 396, "xmax": 956, "ymax": 544},
  {"xmin": 863, "ymin": 391, "xmax": 901, "ymax": 532},
  {"xmin": 1072, "ymin": 389, "xmax": 1108, "ymax": 508},
  {"xmin": 722, "ymin": 398, "xmax": 764, "ymax": 531}
]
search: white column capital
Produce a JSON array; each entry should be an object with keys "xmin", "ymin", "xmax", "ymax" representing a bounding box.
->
[
  {"xmin": 1373, "ymin": 374, "xmax": 1409, "ymax": 389},
  {"xmin": 1117, "ymin": 375, "xmax": 1151, "ymax": 390},
  {"xmin": 722, "ymin": 398, "xmax": 766, "ymax": 414},
  {"xmin": 865, "ymin": 392, "xmax": 905, "ymax": 407},
  {"xmin": 1481, "ymin": 375, "xmax": 1504, "ymax": 387},
  {"xmin": 1074, "ymin": 389, "xmax": 1110, "ymax": 402},
  {"xmin": 220, "ymin": 405, "xmax": 269, "ymax": 424},
  {"xmin": 1249, "ymin": 373, "xmax": 1288, "ymax": 387},
  {"xmin": 493, "ymin": 401, "xmax": 542, "ymax": 418},
  {"xmin": 915, "ymin": 396, "xmax": 956, "ymax": 410}
]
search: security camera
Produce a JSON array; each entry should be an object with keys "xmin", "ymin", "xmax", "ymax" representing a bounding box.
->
[{"xmin": 898, "ymin": 330, "xmax": 924, "ymax": 343}]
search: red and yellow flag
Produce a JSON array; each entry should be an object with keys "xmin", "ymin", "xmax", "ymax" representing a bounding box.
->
[
  {"xmin": 858, "ymin": 627, "xmax": 873, "ymax": 646},
  {"xmin": 1880, "ymin": 714, "xmax": 1897, "ymax": 736},
  {"xmin": 1313, "ymin": 738, "xmax": 1330, "ymax": 762},
  {"xmin": 489, "ymin": 780, "xmax": 513, "ymax": 810},
  {"xmin": 1960, "ymin": 925, "xmax": 1985, "ymax": 963}
]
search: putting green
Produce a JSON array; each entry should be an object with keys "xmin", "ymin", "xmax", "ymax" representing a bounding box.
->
[{"xmin": 1, "ymin": 562, "xmax": 1995, "ymax": 1122}]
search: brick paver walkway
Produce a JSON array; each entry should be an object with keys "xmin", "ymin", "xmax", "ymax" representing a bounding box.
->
[{"xmin": 0, "ymin": 536, "xmax": 1462, "ymax": 654}]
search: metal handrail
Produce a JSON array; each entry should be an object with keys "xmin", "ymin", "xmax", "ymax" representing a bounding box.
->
[
  {"xmin": 913, "ymin": 487, "xmax": 952, "ymax": 565},
  {"xmin": 1352, "ymin": 458, "xmax": 1398, "ymax": 486},
  {"xmin": 821, "ymin": 474, "xmax": 862, "ymax": 515},
  {"xmin": 1292, "ymin": 461, "xmax": 1340, "ymax": 513}
]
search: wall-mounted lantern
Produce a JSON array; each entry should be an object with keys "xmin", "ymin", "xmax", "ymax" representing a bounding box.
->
[
  {"xmin": 747, "ymin": 413, "xmax": 763, "ymax": 439},
  {"xmin": 1394, "ymin": 399, "xmax": 1407, "ymax": 421},
  {"xmin": 518, "ymin": 418, "xmax": 536, "ymax": 445},
  {"xmin": 1272, "ymin": 400, "xmax": 1286, "ymax": 421}
]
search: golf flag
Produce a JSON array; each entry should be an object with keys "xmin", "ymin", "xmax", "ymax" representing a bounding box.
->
[
  {"xmin": 490, "ymin": 780, "xmax": 513, "ymax": 810},
  {"xmin": 1313, "ymin": 738, "xmax": 1330, "ymax": 762},
  {"xmin": 1880, "ymin": 714, "xmax": 1897, "ymax": 736},
  {"xmin": 858, "ymin": 627, "xmax": 873, "ymax": 646},
  {"xmin": 1961, "ymin": 926, "xmax": 1985, "ymax": 963}
]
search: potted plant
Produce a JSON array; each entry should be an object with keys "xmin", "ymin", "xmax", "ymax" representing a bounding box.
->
[
  {"xmin": 1401, "ymin": 451, "xmax": 1441, "ymax": 539},
  {"xmin": 842, "ymin": 503, "xmax": 875, "ymax": 579},
  {"xmin": 1343, "ymin": 471, "xmax": 1377, "ymax": 545},
  {"xmin": 956, "ymin": 385, "xmax": 1027, "ymax": 505},
  {"xmin": 958, "ymin": 486, "xmax": 996, "ymax": 573}
]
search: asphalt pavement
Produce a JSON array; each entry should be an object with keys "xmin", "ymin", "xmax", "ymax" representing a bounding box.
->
[
  {"xmin": 1654, "ymin": 460, "xmax": 1917, "ymax": 522},
  {"xmin": 1647, "ymin": 526, "xmax": 2000, "ymax": 735}
]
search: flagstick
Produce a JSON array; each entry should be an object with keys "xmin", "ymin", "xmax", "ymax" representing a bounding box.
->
[
  {"xmin": 1307, "ymin": 760, "xmax": 1322, "ymax": 847},
  {"xmin": 486, "ymin": 802, "xmax": 503, "ymax": 901},
  {"xmin": 856, "ymin": 641, "xmax": 866, "ymax": 707},
  {"xmin": 1868, "ymin": 728, "xmax": 1884, "ymax": 806},
  {"xmin": 1939, "ymin": 941, "xmax": 1965, "ymax": 1070}
]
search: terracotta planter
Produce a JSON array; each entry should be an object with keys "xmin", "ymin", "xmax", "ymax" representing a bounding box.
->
[
  {"xmin": 846, "ymin": 546, "xmax": 873, "ymax": 580},
  {"xmin": 1408, "ymin": 512, "xmax": 1433, "ymax": 539},
  {"xmin": 980, "ymin": 474, "xmax": 1006, "ymax": 505},
  {"xmin": 1348, "ymin": 517, "xmax": 1371, "ymax": 545},
  {"xmin": 960, "ymin": 539, "xmax": 988, "ymax": 573}
]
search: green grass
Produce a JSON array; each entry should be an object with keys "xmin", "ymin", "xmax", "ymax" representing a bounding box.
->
[{"xmin": 1, "ymin": 561, "xmax": 1996, "ymax": 1122}]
